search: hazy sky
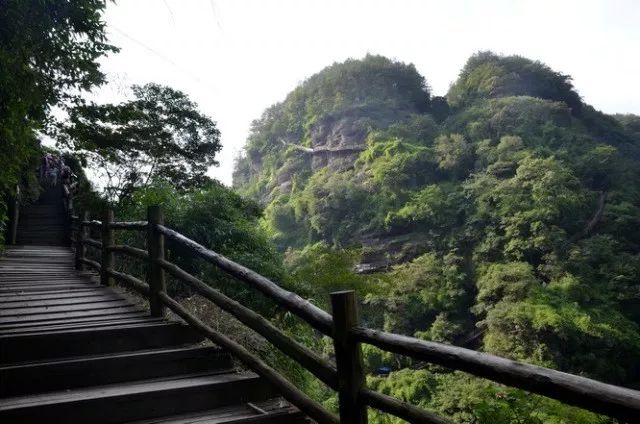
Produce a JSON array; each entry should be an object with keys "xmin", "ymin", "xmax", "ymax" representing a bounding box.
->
[{"xmin": 94, "ymin": 0, "xmax": 640, "ymax": 185}]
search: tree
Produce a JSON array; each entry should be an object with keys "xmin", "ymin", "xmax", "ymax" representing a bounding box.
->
[
  {"xmin": 434, "ymin": 134, "xmax": 474, "ymax": 178},
  {"xmin": 0, "ymin": 0, "xmax": 115, "ymax": 244},
  {"xmin": 61, "ymin": 83, "xmax": 221, "ymax": 202},
  {"xmin": 447, "ymin": 51, "xmax": 582, "ymax": 113}
]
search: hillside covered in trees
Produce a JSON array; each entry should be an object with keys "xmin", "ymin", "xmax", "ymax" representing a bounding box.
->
[
  {"xmin": 2, "ymin": 2, "xmax": 639, "ymax": 418},
  {"xmin": 234, "ymin": 52, "xmax": 640, "ymax": 421}
]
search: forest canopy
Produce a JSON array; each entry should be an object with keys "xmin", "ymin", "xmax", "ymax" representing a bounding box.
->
[{"xmin": 234, "ymin": 52, "xmax": 640, "ymax": 422}]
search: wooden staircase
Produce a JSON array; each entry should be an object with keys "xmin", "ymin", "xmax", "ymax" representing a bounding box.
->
[
  {"xmin": 0, "ymin": 187, "xmax": 305, "ymax": 423},
  {"xmin": 15, "ymin": 185, "xmax": 68, "ymax": 246}
]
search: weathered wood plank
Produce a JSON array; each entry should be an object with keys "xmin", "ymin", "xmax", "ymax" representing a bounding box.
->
[
  {"xmin": 0, "ymin": 371, "xmax": 274, "ymax": 423},
  {"xmin": 0, "ymin": 315, "xmax": 161, "ymax": 333},
  {"xmin": 0, "ymin": 306, "xmax": 144, "ymax": 324},
  {"xmin": 352, "ymin": 327, "xmax": 640, "ymax": 422},
  {"xmin": 0, "ymin": 321, "xmax": 202, "ymax": 363},
  {"xmin": 331, "ymin": 291, "xmax": 367, "ymax": 424},
  {"xmin": 0, "ymin": 316, "xmax": 164, "ymax": 335},
  {"xmin": 158, "ymin": 258, "xmax": 338, "ymax": 390},
  {"xmin": 157, "ymin": 224, "xmax": 333, "ymax": 335},
  {"xmin": 0, "ymin": 295, "xmax": 121, "ymax": 307},
  {"xmin": 0, "ymin": 288, "xmax": 105, "ymax": 299},
  {"xmin": 158, "ymin": 292, "xmax": 338, "ymax": 424},
  {"xmin": 0, "ymin": 345, "xmax": 232, "ymax": 397},
  {"xmin": 0, "ymin": 299, "xmax": 133, "ymax": 314},
  {"xmin": 360, "ymin": 389, "xmax": 449, "ymax": 424}
]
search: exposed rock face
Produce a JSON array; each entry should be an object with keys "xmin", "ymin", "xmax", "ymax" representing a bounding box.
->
[
  {"xmin": 309, "ymin": 114, "xmax": 368, "ymax": 172},
  {"xmin": 356, "ymin": 232, "xmax": 434, "ymax": 273},
  {"xmin": 274, "ymin": 111, "xmax": 430, "ymax": 270}
]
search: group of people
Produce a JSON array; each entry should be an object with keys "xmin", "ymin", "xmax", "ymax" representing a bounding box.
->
[{"xmin": 39, "ymin": 153, "xmax": 73, "ymax": 188}]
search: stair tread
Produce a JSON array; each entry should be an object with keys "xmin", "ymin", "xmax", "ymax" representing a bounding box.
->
[
  {"xmin": 0, "ymin": 316, "xmax": 165, "ymax": 334},
  {"xmin": 130, "ymin": 398, "xmax": 302, "ymax": 424},
  {"xmin": 1, "ymin": 345, "xmax": 225, "ymax": 370},
  {"xmin": 0, "ymin": 371, "xmax": 261, "ymax": 409},
  {"xmin": 0, "ymin": 345, "xmax": 235, "ymax": 398}
]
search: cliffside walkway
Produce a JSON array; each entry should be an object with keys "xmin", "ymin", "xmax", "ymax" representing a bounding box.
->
[
  {"xmin": 2, "ymin": 184, "xmax": 639, "ymax": 424},
  {"xmin": 0, "ymin": 186, "xmax": 302, "ymax": 423}
]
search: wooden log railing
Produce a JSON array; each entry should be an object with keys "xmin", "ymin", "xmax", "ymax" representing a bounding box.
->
[{"xmin": 70, "ymin": 206, "xmax": 640, "ymax": 424}]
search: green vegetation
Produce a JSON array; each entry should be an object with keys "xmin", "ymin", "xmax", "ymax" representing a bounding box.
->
[
  {"xmin": 2, "ymin": 4, "xmax": 638, "ymax": 418},
  {"xmin": 0, "ymin": 0, "xmax": 115, "ymax": 248},
  {"xmin": 61, "ymin": 83, "xmax": 221, "ymax": 202},
  {"xmin": 235, "ymin": 52, "xmax": 640, "ymax": 422}
]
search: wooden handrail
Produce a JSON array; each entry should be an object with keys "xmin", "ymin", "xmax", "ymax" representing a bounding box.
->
[
  {"xmin": 109, "ymin": 221, "xmax": 148, "ymax": 230},
  {"xmin": 79, "ymin": 257, "xmax": 101, "ymax": 271},
  {"xmin": 106, "ymin": 268, "xmax": 150, "ymax": 296},
  {"xmin": 108, "ymin": 245, "xmax": 148, "ymax": 260},
  {"xmin": 81, "ymin": 220, "xmax": 102, "ymax": 228},
  {"xmin": 351, "ymin": 327, "xmax": 640, "ymax": 422},
  {"xmin": 70, "ymin": 208, "xmax": 640, "ymax": 424},
  {"xmin": 360, "ymin": 389, "xmax": 449, "ymax": 424},
  {"xmin": 156, "ymin": 224, "xmax": 334, "ymax": 335},
  {"xmin": 81, "ymin": 238, "xmax": 102, "ymax": 249},
  {"xmin": 157, "ymin": 291, "xmax": 339, "ymax": 424},
  {"xmin": 157, "ymin": 258, "xmax": 338, "ymax": 390}
]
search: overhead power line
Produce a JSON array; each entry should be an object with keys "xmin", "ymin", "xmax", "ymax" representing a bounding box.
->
[{"xmin": 108, "ymin": 25, "xmax": 217, "ymax": 92}]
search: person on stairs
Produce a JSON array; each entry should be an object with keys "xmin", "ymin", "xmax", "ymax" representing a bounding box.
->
[{"xmin": 40, "ymin": 153, "xmax": 65, "ymax": 187}]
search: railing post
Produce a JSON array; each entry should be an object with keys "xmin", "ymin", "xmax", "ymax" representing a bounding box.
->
[
  {"xmin": 331, "ymin": 290, "xmax": 368, "ymax": 424},
  {"xmin": 8, "ymin": 184, "xmax": 19, "ymax": 245},
  {"xmin": 75, "ymin": 211, "xmax": 89, "ymax": 270},
  {"xmin": 147, "ymin": 205, "xmax": 166, "ymax": 317},
  {"xmin": 100, "ymin": 209, "xmax": 114, "ymax": 286}
]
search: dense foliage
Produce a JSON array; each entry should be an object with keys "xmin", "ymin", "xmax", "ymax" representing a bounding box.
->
[
  {"xmin": 61, "ymin": 83, "xmax": 221, "ymax": 202},
  {"xmin": 0, "ymin": 0, "xmax": 115, "ymax": 247},
  {"xmin": 235, "ymin": 52, "xmax": 640, "ymax": 422},
  {"xmin": 112, "ymin": 181, "xmax": 287, "ymax": 315}
]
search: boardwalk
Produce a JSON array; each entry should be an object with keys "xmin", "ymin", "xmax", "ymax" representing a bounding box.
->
[{"xmin": 0, "ymin": 188, "xmax": 303, "ymax": 423}]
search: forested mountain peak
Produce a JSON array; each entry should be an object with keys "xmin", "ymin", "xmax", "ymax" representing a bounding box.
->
[
  {"xmin": 233, "ymin": 55, "xmax": 434, "ymax": 197},
  {"xmin": 233, "ymin": 52, "xmax": 640, "ymax": 408},
  {"xmin": 447, "ymin": 51, "xmax": 583, "ymax": 112}
]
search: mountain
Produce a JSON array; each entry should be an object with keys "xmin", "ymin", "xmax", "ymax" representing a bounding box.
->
[{"xmin": 233, "ymin": 52, "xmax": 640, "ymax": 398}]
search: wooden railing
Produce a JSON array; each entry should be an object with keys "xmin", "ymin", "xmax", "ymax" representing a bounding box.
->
[
  {"xmin": 7, "ymin": 184, "xmax": 20, "ymax": 245},
  {"xmin": 70, "ymin": 206, "xmax": 640, "ymax": 424}
]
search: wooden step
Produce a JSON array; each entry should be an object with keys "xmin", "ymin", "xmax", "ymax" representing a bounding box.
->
[
  {"xmin": 0, "ymin": 298, "xmax": 134, "ymax": 315},
  {"xmin": 0, "ymin": 294, "xmax": 125, "ymax": 308},
  {"xmin": 15, "ymin": 239, "xmax": 68, "ymax": 247},
  {"xmin": 1, "ymin": 345, "xmax": 233, "ymax": 397},
  {"xmin": 0, "ymin": 321, "xmax": 203, "ymax": 363},
  {"xmin": 0, "ymin": 242, "xmax": 306, "ymax": 423},
  {"xmin": 0, "ymin": 371, "xmax": 275, "ymax": 424},
  {"xmin": 0, "ymin": 316, "xmax": 164, "ymax": 335},
  {"xmin": 0, "ymin": 289, "xmax": 118, "ymax": 303},
  {"xmin": 130, "ymin": 398, "xmax": 305, "ymax": 423}
]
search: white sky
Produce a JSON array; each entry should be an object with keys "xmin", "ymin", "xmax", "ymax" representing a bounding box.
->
[{"xmin": 93, "ymin": 0, "xmax": 640, "ymax": 185}]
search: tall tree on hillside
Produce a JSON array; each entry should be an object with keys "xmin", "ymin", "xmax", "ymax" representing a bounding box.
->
[{"xmin": 61, "ymin": 83, "xmax": 222, "ymax": 202}]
